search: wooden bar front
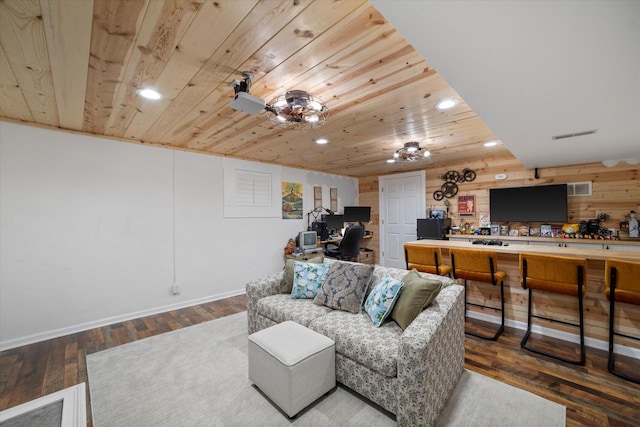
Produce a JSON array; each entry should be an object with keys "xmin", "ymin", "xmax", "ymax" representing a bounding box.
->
[{"xmin": 406, "ymin": 240, "xmax": 640, "ymax": 352}]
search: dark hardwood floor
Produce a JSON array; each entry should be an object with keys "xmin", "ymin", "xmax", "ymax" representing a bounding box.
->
[{"xmin": 1, "ymin": 295, "xmax": 638, "ymax": 426}]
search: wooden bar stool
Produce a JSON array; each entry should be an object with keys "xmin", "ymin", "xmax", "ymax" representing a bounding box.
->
[
  {"xmin": 519, "ymin": 253, "xmax": 587, "ymax": 365},
  {"xmin": 604, "ymin": 258, "xmax": 640, "ymax": 384},
  {"xmin": 403, "ymin": 243, "xmax": 452, "ymax": 277},
  {"xmin": 450, "ymin": 248, "xmax": 506, "ymax": 340}
]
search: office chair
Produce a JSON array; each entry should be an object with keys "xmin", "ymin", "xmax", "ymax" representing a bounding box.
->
[{"xmin": 324, "ymin": 225, "xmax": 364, "ymax": 261}]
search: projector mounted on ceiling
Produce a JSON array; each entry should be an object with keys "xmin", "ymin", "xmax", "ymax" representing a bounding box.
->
[{"xmin": 229, "ymin": 72, "xmax": 266, "ymax": 115}]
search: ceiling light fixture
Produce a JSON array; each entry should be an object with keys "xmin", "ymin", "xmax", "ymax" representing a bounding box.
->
[
  {"xmin": 136, "ymin": 87, "xmax": 163, "ymax": 100},
  {"xmin": 315, "ymin": 138, "xmax": 329, "ymax": 145},
  {"xmin": 229, "ymin": 72, "xmax": 329, "ymax": 128},
  {"xmin": 436, "ymin": 98, "xmax": 458, "ymax": 110},
  {"xmin": 265, "ymin": 90, "xmax": 329, "ymax": 129},
  {"xmin": 388, "ymin": 142, "xmax": 430, "ymax": 163},
  {"xmin": 484, "ymin": 140, "xmax": 499, "ymax": 147}
]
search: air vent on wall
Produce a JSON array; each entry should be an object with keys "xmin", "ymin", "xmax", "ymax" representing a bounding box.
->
[
  {"xmin": 552, "ymin": 129, "xmax": 597, "ymax": 140},
  {"xmin": 567, "ymin": 181, "xmax": 592, "ymax": 197}
]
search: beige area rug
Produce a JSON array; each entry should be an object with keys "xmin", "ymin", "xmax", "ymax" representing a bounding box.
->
[{"xmin": 86, "ymin": 312, "xmax": 565, "ymax": 426}]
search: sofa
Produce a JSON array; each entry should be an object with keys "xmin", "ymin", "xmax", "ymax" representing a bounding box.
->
[{"xmin": 246, "ymin": 260, "xmax": 465, "ymax": 426}]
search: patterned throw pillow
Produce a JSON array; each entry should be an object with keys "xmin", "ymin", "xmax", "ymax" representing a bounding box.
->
[
  {"xmin": 364, "ymin": 275, "xmax": 404, "ymax": 327},
  {"xmin": 291, "ymin": 261, "xmax": 330, "ymax": 299},
  {"xmin": 282, "ymin": 255, "xmax": 324, "ymax": 293},
  {"xmin": 391, "ymin": 269, "xmax": 443, "ymax": 330},
  {"xmin": 313, "ymin": 262, "xmax": 375, "ymax": 313}
]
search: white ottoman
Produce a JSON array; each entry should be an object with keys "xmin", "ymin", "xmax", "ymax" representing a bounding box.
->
[{"xmin": 248, "ymin": 321, "xmax": 336, "ymax": 418}]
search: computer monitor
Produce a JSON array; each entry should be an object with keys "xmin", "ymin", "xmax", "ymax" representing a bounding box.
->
[
  {"xmin": 343, "ymin": 206, "xmax": 371, "ymax": 223},
  {"xmin": 324, "ymin": 214, "xmax": 345, "ymax": 233},
  {"xmin": 298, "ymin": 230, "xmax": 318, "ymax": 252}
]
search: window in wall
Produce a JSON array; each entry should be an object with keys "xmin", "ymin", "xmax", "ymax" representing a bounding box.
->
[{"xmin": 223, "ymin": 159, "xmax": 281, "ymax": 218}]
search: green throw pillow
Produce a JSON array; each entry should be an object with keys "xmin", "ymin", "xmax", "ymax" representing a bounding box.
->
[
  {"xmin": 391, "ymin": 269, "xmax": 443, "ymax": 330},
  {"xmin": 282, "ymin": 255, "xmax": 324, "ymax": 293}
]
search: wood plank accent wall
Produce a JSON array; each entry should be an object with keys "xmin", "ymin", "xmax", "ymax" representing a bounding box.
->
[
  {"xmin": 359, "ymin": 156, "xmax": 640, "ymax": 265},
  {"xmin": 359, "ymin": 156, "xmax": 639, "ymax": 349}
]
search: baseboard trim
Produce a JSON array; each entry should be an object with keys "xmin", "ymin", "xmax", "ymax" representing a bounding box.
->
[
  {"xmin": 0, "ymin": 289, "xmax": 245, "ymax": 351},
  {"xmin": 467, "ymin": 311, "xmax": 640, "ymax": 360}
]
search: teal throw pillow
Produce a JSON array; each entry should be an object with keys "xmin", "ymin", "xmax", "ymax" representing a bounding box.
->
[
  {"xmin": 291, "ymin": 261, "xmax": 330, "ymax": 299},
  {"xmin": 364, "ymin": 275, "xmax": 404, "ymax": 327}
]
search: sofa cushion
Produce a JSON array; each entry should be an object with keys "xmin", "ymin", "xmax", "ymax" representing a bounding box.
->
[
  {"xmin": 290, "ymin": 261, "xmax": 330, "ymax": 299},
  {"xmin": 282, "ymin": 255, "xmax": 325, "ymax": 293},
  {"xmin": 256, "ymin": 294, "xmax": 333, "ymax": 327},
  {"xmin": 364, "ymin": 275, "xmax": 404, "ymax": 327},
  {"xmin": 314, "ymin": 262, "xmax": 375, "ymax": 314},
  {"xmin": 391, "ymin": 269, "xmax": 443, "ymax": 330},
  {"xmin": 309, "ymin": 310, "xmax": 402, "ymax": 378}
]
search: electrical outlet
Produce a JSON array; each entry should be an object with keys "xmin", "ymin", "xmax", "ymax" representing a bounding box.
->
[{"xmin": 172, "ymin": 282, "xmax": 181, "ymax": 295}]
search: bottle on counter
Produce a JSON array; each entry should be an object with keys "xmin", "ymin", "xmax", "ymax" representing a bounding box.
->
[{"xmin": 629, "ymin": 210, "xmax": 639, "ymax": 238}]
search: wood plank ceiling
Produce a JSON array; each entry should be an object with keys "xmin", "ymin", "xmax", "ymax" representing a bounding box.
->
[{"xmin": 0, "ymin": 0, "xmax": 514, "ymax": 177}]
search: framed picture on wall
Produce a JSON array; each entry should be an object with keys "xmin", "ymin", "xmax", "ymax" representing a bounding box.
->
[
  {"xmin": 314, "ymin": 186, "xmax": 322, "ymax": 209},
  {"xmin": 458, "ymin": 195, "xmax": 475, "ymax": 217},
  {"xmin": 282, "ymin": 182, "xmax": 303, "ymax": 219},
  {"xmin": 330, "ymin": 187, "xmax": 338, "ymax": 212}
]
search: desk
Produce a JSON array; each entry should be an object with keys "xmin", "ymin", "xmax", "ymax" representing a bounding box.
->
[
  {"xmin": 321, "ymin": 234, "xmax": 373, "ymax": 245},
  {"xmin": 407, "ymin": 240, "xmax": 640, "ymax": 352},
  {"xmin": 285, "ymin": 250, "xmax": 324, "ymax": 262}
]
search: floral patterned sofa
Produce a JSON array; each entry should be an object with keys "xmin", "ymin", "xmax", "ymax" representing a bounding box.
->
[{"xmin": 246, "ymin": 260, "xmax": 464, "ymax": 426}]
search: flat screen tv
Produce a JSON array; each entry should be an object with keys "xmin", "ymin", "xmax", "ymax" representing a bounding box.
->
[
  {"xmin": 489, "ymin": 184, "xmax": 568, "ymax": 223},
  {"xmin": 344, "ymin": 206, "xmax": 371, "ymax": 223}
]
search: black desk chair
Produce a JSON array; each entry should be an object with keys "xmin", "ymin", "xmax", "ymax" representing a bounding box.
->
[{"xmin": 324, "ymin": 225, "xmax": 364, "ymax": 261}]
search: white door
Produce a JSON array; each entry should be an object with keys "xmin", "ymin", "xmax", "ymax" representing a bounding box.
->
[{"xmin": 379, "ymin": 171, "xmax": 425, "ymax": 268}]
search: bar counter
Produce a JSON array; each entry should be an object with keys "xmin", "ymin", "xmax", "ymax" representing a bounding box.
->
[{"xmin": 406, "ymin": 239, "xmax": 640, "ymax": 354}]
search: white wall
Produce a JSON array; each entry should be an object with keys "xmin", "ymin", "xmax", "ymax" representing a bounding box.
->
[{"xmin": 0, "ymin": 122, "xmax": 358, "ymax": 349}]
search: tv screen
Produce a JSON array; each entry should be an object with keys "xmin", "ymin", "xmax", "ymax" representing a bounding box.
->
[
  {"xmin": 489, "ymin": 184, "xmax": 568, "ymax": 222},
  {"xmin": 344, "ymin": 206, "xmax": 371, "ymax": 223},
  {"xmin": 417, "ymin": 218, "xmax": 445, "ymax": 240}
]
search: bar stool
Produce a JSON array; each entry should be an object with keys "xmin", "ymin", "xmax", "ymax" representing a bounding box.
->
[
  {"xmin": 403, "ymin": 243, "xmax": 452, "ymax": 277},
  {"xmin": 449, "ymin": 248, "xmax": 506, "ymax": 340},
  {"xmin": 604, "ymin": 258, "xmax": 640, "ymax": 384},
  {"xmin": 519, "ymin": 253, "xmax": 587, "ymax": 365}
]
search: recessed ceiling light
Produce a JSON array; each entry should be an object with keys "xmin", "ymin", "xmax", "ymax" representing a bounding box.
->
[
  {"xmin": 436, "ymin": 98, "xmax": 458, "ymax": 110},
  {"xmin": 136, "ymin": 88, "xmax": 163, "ymax": 100},
  {"xmin": 386, "ymin": 159, "xmax": 396, "ymax": 163},
  {"xmin": 484, "ymin": 140, "xmax": 498, "ymax": 147},
  {"xmin": 315, "ymin": 138, "xmax": 328, "ymax": 145}
]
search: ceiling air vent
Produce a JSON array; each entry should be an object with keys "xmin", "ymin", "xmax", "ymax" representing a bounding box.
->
[
  {"xmin": 552, "ymin": 129, "xmax": 597, "ymax": 140},
  {"xmin": 567, "ymin": 181, "xmax": 592, "ymax": 197}
]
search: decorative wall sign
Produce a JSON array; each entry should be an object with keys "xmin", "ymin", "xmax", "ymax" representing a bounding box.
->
[
  {"xmin": 314, "ymin": 186, "xmax": 322, "ymax": 209},
  {"xmin": 330, "ymin": 187, "xmax": 338, "ymax": 212},
  {"xmin": 433, "ymin": 168, "xmax": 476, "ymax": 200},
  {"xmin": 282, "ymin": 182, "xmax": 303, "ymax": 219},
  {"xmin": 458, "ymin": 195, "xmax": 475, "ymax": 217}
]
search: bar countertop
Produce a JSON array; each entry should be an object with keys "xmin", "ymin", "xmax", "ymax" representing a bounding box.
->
[{"xmin": 407, "ymin": 239, "xmax": 640, "ymax": 262}]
